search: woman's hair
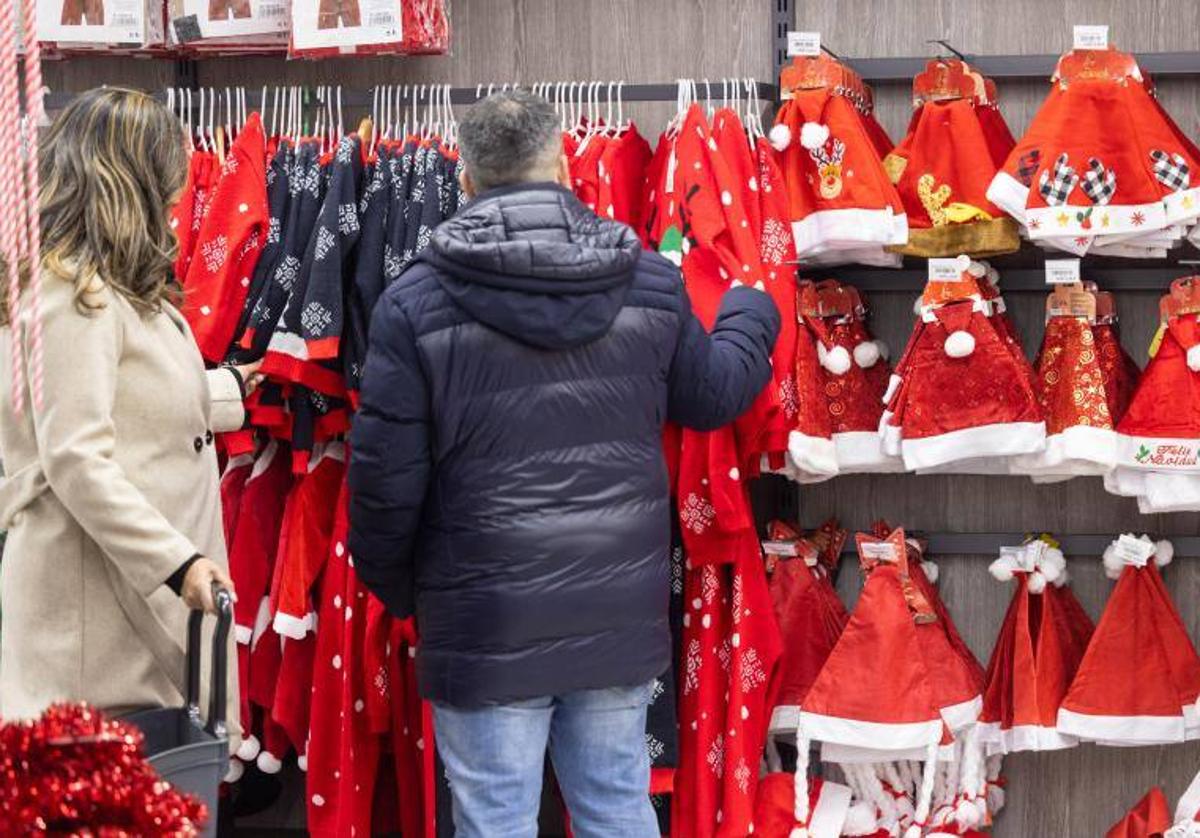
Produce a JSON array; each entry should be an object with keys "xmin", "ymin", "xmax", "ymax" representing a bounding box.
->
[{"xmin": 2, "ymin": 87, "xmax": 187, "ymax": 323}]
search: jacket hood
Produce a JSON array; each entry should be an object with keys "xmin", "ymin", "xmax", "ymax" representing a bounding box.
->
[{"xmin": 424, "ymin": 183, "xmax": 642, "ymax": 349}]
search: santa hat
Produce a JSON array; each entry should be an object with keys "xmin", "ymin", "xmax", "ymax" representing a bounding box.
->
[
  {"xmin": 1013, "ymin": 314, "xmax": 1119, "ymax": 480},
  {"xmin": 783, "ymin": 301, "xmax": 840, "ymax": 483},
  {"xmin": 1058, "ymin": 537, "xmax": 1200, "ymax": 744},
  {"xmin": 1091, "ymin": 315, "xmax": 1142, "ymax": 427},
  {"xmin": 1104, "ymin": 787, "xmax": 1172, "ymax": 838},
  {"xmin": 888, "ymin": 98, "xmax": 1020, "ymax": 258},
  {"xmin": 753, "ymin": 772, "xmax": 853, "ymax": 838},
  {"xmin": 1106, "ymin": 314, "xmax": 1200, "ymax": 511},
  {"xmin": 887, "ymin": 296, "xmax": 1045, "ymax": 471},
  {"xmin": 978, "ymin": 540, "xmax": 1093, "ymax": 753}
]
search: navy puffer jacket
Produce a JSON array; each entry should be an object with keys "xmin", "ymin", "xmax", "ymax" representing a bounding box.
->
[{"xmin": 349, "ymin": 182, "xmax": 779, "ymax": 706}]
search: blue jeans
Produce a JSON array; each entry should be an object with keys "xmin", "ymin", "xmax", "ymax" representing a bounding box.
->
[{"xmin": 432, "ymin": 681, "xmax": 660, "ymax": 838}]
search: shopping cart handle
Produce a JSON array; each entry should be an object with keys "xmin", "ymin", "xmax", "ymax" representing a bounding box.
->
[{"xmin": 185, "ymin": 583, "xmax": 233, "ymax": 739}]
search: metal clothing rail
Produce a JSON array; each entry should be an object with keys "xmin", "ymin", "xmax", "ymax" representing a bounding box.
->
[
  {"xmin": 844, "ymin": 50, "xmax": 1200, "ymax": 83},
  {"xmin": 42, "ymin": 82, "xmax": 781, "ymax": 113},
  {"xmin": 837, "ymin": 533, "xmax": 1200, "ymax": 557},
  {"xmin": 833, "ymin": 266, "xmax": 1187, "ymax": 293}
]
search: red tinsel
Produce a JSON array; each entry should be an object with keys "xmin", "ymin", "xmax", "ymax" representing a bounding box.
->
[{"xmin": 0, "ymin": 703, "xmax": 207, "ymax": 836}]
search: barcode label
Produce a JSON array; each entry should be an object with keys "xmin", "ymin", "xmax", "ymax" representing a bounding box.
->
[
  {"xmin": 260, "ymin": 5, "xmax": 287, "ymax": 17},
  {"xmin": 1073, "ymin": 24, "xmax": 1109, "ymax": 50},
  {"xmin": 112, "ymin": 12, "xmax": 138, "ymax": 26},
  {"xmin": 366, "ymin": 12, "xmax": 397, "ymax": 27},
  {"xmin": 1045, "ymin": 258, "xmax": 1081, "ymax": 284}
]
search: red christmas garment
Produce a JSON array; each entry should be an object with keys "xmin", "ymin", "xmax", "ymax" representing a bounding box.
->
[
  {"xmin": 1105, "ymin": 290, "xmax": 1200, "ymax": 512},
  {"xmin": 988, "ymin": 48, "xmax": 1200, "ymax": 254},
  {"xmin": 1011, "ymin": 305, "xmax": 1118, "ymax": 480},
  {"xmin": 597, "ymin": 124, "xmax": 652, "ymax": 228},
  {"xmin": 883, "ymin": 62, "xmax": 1020, "ymax": 258},
  {"xmin": 269, "ymin": 441, "xmax": 347, "ymax": 639},
  {"xmin": 1104, "ymin": 787, "xmax": 1172, "ymax": 838},
  {"xmin": 171, "ymin": 149, "xmax": 216, "ymax": 283},
  {"xmin": 182, "ymin": 112, "xmax": 270, "ymax": 363},
  {"xmin": 796, "ymin": 529, "xmax": 982, "ymax": 838},
  {"xmin": 887, "ymin": 261, "xmax": 1044, "ymax": 471},
  {"xmin": 752, "ymin": 772, "xmax": 852, "ymax": 838},
  {"xmin": 1058, "ymin": 536, "xmax": 1200, "ymax": 745},
  {"xmin": 780, "ymin": 289, "xmax": 838, "ymax": 483},
  {"xmin": 978, "ymin": 539, "xmax": 1093, "ymax": 754},
  {"xmin": 1092, "ymin": 294, "xmax": 1142, "ymax": 426},
  {"xmin": 772, "ymin": 83, "xmax": 907, "ymax": 266}
]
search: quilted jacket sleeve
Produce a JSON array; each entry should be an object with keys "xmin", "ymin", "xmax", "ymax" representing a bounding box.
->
[
  {"xmin": 667, "ymin": 284, "xmax": 780, "ymax": 432},
  {"xmin": 347, "ymin": 289, "xmax": 430, "ymax": 619}
]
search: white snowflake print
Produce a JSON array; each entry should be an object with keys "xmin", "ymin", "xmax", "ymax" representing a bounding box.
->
[
  {"xmin": 645, "ymin": 734, "xmax": 665, "ymax": 763},
  {"xmin": 731, "ymin": 574, "xmax": 745, "ymax": 625},
  {"xmin": 373, "ymin": 665, "xmax": 389, "ymax": 697},
  {"xmin": 649, "ymin": 678, "xmax": 665, "ymax": 705},
  {"xmin": 267, "ymin": 216, "xmax": 282, "ymax": 245},
  {"xmin": 778, "ymin": 376, "xmax": 799, "ymax": 419},
  {"xmin": 760, "ymin": 217, "xmax": 791, "ymax": 265},
  {"xmin": 266, "ymin": 165, "xmax": 277, "ymax": 188},
  {"xmin": 335, "ymin": 138, "xmax": 355, "ymax": 165},
  {"xmin": 238, "ymin": 230, "xmax": 260, "ymax": 260},
  {"xmin": 683, "ymin": 638, "xmax": 702, "ymax": 695},
  {"xmin": 274, "ymin": 255, "xmax": 301, "ymax": 291},
  {"xmin": 716, "ymin": 639, "xmax": 732, "ymax": 673},
  {"xmin": 733, "ymin": 759, "xmax": 751, "ymax": 794},
  {"xmin": 222, "ymin": 154, "xmax": 240, "ymax": 176},
  {"xmin": 415, "ymin": 225, "xmax": 432, "ymax": 254},
  {"xmin": 310, "ymin": 391, "xmax": 330, "ymax": 413},
  {"xmin": 200, "ymin": 235, "xmax": 228, "ymax": 274},
  {"xmin": 288, "ymin": 169, "xmax": 304, "ymax": 196},
  {"xmin": 739, "ymin": 647, "xmax": 767, "ymax": 693},
  {"xmin": 706, "ymin": 736, "xmax": 725, "ymax": 778},
  {"xmin": 314, "ymin": 226, "xmax": 337, "ymax": 262},
  {"xmin": 670, "ymin": 549, "xmax": 684, "ymax": 595},
  {"xmin": 680, "ymin": 492, "xmax": 715, "ymax": 534},
  {"xmin": 301, "ymin": 301, "xmax": 333, "ymax": 336},
  {"xmin": 384, "ymin": 245, "xmax": 404, "ymax": 280},
  {"xmin": 702, "ymin": 567, "xmax": 721, "ymax": 605},
  {"xmin": 338, "ymin": 204, "xmax": 360, "ymax": 236},
  {"xmin": 303, "ymin": 166, "xmax": 322, "ymax": 197}
]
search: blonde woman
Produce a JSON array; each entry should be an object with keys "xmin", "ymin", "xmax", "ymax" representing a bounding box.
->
[{"xmin": 0, "ymin": 88, "xmax": 253, "ymax": 733}]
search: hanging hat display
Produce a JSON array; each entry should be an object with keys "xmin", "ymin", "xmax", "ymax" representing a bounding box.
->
[
  {"xmin": 884, "ymin": 59, "xmax": 1021, "ymax": 258},
  {"xmin": 978, "ymin": 538, "xmax": 1093, "ymax": 754},
  {"xmin": 1058, "ymin": 536, "xmax": 1200, "ymax": 745},
  {"xmin": 1105, "ymin": 788, "xmax": 1173, "ymax": 838}
]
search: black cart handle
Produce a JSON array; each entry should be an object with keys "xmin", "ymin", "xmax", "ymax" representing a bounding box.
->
[{"xmin": 185, "ymin": 583, "xmax": 232, "ymax": 739}]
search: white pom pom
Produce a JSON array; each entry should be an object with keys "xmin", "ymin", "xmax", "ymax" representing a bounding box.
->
[
  {"xmin": 944, "ymin": 330, "xmax": 976, "ymax": 358},
  {"xmin": 822, "ymin": 345, "xmax": 853, "ymax": 375},
  {"xmin": 1156, "ymin": 540, "xmax": 1175, "ymax": 566},
  {"xmin": 988, "ymin": 557, "xmax": 1015, "ymax": 582},
  {"xmin": 1027, "ymin": 571, "xmax": 1047, "ymax": 594},
  {"xmin": 986, "ymin": 265, "xmax": 999, "ymax": 285},
  {"xmin": 987, "ymin": 784, "xmax": 1005, "ymax": 812},
  {"xmin": 256, "ymin": 750, "xmax": 283, "ymax": 774},
  {"xmin": 1103, "ymin": 543, "xmax": 1124, "ymax": 579},
  {"xmin": 800, "ymin": 122, "xmax": 830, "ymax": 150},
  {"xmin": 843, "ymin": 801, "xmax": 879, "ymax": 836},
  {"xmin": 922, "ymin": 561, "xmax": 939, "ymax": 584},
  {"xmin": 789, "ymin": 827, "xmax": 810, "ymax": 838},
  {"xmin": 913, "ymin": 296, "xmax": 924, "ymax": 316},
  {"xmin": 1188, "ymin": 345, "xmax": 1200, "ymax": 372},
  {"xmin": 236, "ymin": 734, "xmax": 261, "ymax": 762},
  {"xmin": 954, "ymin": 255, "xmax": 971, "ymax": 272},
  {"xmin": 903, "ymin": 825, "xmax": 923, "ymax": 838},
  {"xmin": 769, "ymin": 123, "xmax": 793, "ymax": 151},
  {"xmin": 955, "ymin": 798, "xmax": 982, "ymax": 828},
  {"xmin": 875, "ymin": 339, "xmax": 891, "ymax": 361},
  {"xmin": 967, "ymin": 260, "xmax": 987, "ymax": 278},
  {"xmin": 224, "ymin": 758, "xmax": 245, "ymax": 784},
  {"xmin": 1039, "ymin": 548, "xmax": 1065, "ymax": 582},
  {"xmin": 297, "ymin": 753, "xmax": 309, "ymax": 772},
  {"xmin": 854, "ymin": 340, "xmax": 881, "ymax": 368}
]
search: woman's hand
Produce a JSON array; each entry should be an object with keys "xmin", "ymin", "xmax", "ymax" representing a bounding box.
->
[
  {"xmin": 232, "ymin": 360, "xmax": 264, "ymax": 396},
  {"xmin": 181, "ymin": 557, "xmax": 237, "ymax": 614}
]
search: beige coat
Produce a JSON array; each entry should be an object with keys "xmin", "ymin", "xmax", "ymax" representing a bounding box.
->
[{"xmin": 0, "ymin": 272, "xmax": 242, "ymax": 741}]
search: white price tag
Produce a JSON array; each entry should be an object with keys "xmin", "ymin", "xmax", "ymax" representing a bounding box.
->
[
  {"xmin": 1045, "ymin": 258, "xmax": 1081, "ymax": 285},
  {"xmin": 787, "ymin": 31, "xmax": 821, "ymax": 57},
  {"xmin": 860, "ymin": 541, "xmax": 897, "ymax": 561},
  {"xmin": 1073, "ymin": 25, "xmax": 1109, "ymax": 50},
  {"xmin": 762, "ymin": 540, "xmax": 801, "ymax": 558},
  {"xmin": 1114, "ymin": 534, "xmax": 1155, "ymax": 567},
  {"xmin": 998, "ymin": 545, "xmax": 1031, "ymax": 572},
  {"xmin": 928, "ymin": 258, "xmax": 962, "ymax": 282}
]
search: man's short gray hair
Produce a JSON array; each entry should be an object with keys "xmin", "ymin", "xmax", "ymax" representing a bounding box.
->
[{"xmin": 457, "ymin": 90, "xmax": 562, "ymax": 192}]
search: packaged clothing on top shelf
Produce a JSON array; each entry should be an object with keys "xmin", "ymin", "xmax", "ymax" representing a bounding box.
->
[
  {"xmin": 1058, "ymin": 537, "xmax": 1200, "ymax": 745},
  {"xmin": 978, "ymin": 538, "xmax": 1093, "ymax": 754},
  {"xmin": 773, "ymin": 54, "xmax": 907, "ymax": 267},
  {"xmin": 168, "ymin": 0, "xmax": 290, "ymax": 42},
  {"xmin": 988, "ymin": 46, "xmax": 1200, "ymax": 257},
  {"xmin": 289, "ymin": 0, "xmax": 449, "ymax": 57},
  {"xmin": 1105, "ymin": 277, "xmax": 1200, "ymax": 511},
  {"xmin": 883, "ymin": 58, "xmax": 1021, "ymax": 258},
  {"xmin": 37, "ymin": 0, "xmax": 163, "ymax": 47}
]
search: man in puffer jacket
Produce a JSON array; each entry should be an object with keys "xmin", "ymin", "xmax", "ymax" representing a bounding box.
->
[{"xmin": 349, "ymin": 90, "xmax": 779, "ymax": 838}]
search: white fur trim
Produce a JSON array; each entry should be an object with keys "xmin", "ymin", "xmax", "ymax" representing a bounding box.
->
[
  {"xmin": 272, "ymin": 610, "xmax": 314, "ymax": 640},
  {"xmin": 1011, "ymin": 424, "xmax": 1118, "ymax": 474},
  {"xmin": 1026, "ymin": 570, "xmax": 1047, "ymax": 594},
  {"xmin": 235, "ymin": 624, "xmax": 253, "ymax": 645},
  {"xmin": 1056, "ymin": 707, "xmax": 1196, "ymax": 744},
  {"xmin": 901, "ymin": 422, "xmax": 1045, "ymax": 471},
  {"xmin": 1164, "ymin": 185, "xmax": 1200, "ymax": 225},
  {"xmin": 985, "ymin": 171, "xmax": 1029, "ymax": 222},
  {"xmin": 853, "ymin": 341, "xmax": 881, "ymax": 369},
  {"xmin": 224, "ymin": 758, "xmax": 245, "ymax": 784},
  {"xmin": 770, "ymin": 704, "xmax": 802, "ymax": 735},
  {"xmin": 975, "ymin": 721, "xmax": 1078, "ymax": 755},
  {"xmin": 940, "ymin": 695, "xmax": 983, "ymax": 733},
  {"xmin": 787, "ymin": 431, "xmax": 840, "ymax": 481},
  {"xmin": 922, "ymin": 560, "xmax": 939, "ymax": 585},
  {"xmin": 834, "ymin": 431, "xmax": 905, "ymax": 473},
  {"xmin": 1188, "ymin": 345, "xmax": 1200, "ymax": 372},
  {"xmin": 769, "ymin": 122, "xmax": 792, "ymax": 151},
  {"xmin": 944, "ymin": 330, "xmax": 976, "ymax": 358},
  {"xmin": 800, "ymin": 122, "xmax": 830, "ymax": 150},
  {"xmin": 297, "ymin": 753, "xmax": 309, "ymax": 772},
  {"xmin": 882, "ymin": 374, "xmax": 903, "ymax": 405},
  {"xmin": 842, "ymin": 800, "xmax": 879, "ymax": 836},
  {"xmin": 810, "ymin": 781, "xmax": 854, "ymax": 838},
  {"xmin": 791, "ymin": 208, "xmax": 908, "ymax": 256},
  {"xmin": 876, "ymin": 339, "xmax": 891, "ymax": 362},
  {"xmin": 880, "ymin": 412, "xmax": 903, "ymax": 458},
  {"xmin": 798, "ymin": 711, "xmax": 943, "ymax": 751},
  {"xmin": 256, "ymin": 750, "xmax": 284, "ymax": 774}
]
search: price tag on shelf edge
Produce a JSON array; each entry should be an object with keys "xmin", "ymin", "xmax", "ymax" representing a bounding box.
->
[
  {"xmin": 1045, "ymin": 258, "xmax": 1081, "ymax": 284},
  {"xmin": 787, "ymin": 31, "xmax": 821, "ymax": 57},
  {"xmin": 928, "ymin": 258, "xmax": 962, "ymax": 282},
  {"xmin": 1073, "ymin": 25, "xmax": 1109, "ymax": 50}
]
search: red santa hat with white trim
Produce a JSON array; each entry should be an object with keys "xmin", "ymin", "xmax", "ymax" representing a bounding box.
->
[{"xmin": 1057, "ymin": 536, "xmax": 1200, "ymax": 745}]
